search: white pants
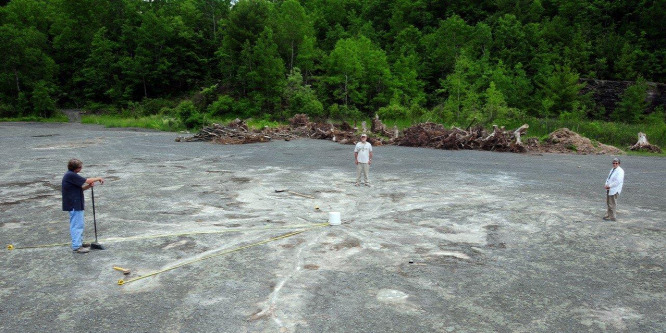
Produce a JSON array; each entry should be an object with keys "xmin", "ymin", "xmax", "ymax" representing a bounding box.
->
[{"xmin": 356, "ymin": 163, "xmax": 370, "ymax": 184}]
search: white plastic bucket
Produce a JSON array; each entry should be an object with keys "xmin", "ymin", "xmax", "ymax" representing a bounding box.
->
[{"xmin": 328, "ymin": 212, "xmax": 341, "ymax": 225}]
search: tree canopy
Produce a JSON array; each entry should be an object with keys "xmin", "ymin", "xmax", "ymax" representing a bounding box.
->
[{"xmin": 1, "ymin": 0, "xmax": 664, "ymax": 124}]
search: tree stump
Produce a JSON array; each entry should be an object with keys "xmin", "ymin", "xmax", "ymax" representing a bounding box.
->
[{"xmin": 629, "ymin": 132, "xmax": 662, "ymax": 153}]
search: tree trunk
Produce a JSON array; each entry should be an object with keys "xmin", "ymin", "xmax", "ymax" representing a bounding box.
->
[
  {"xmin": 290, "ymin": 40, "xmax": 295, "ymax": 72},
  {"xmin": 143, "ymin": 76, "xmax": 148, "ymax": 98},
  {"xmin": 14, "ymin": 68, "xmax": 21, "ymax": 94},
  {"xmin": 344, "ymin": 74, "xmax": 348, "ymax": 107}
]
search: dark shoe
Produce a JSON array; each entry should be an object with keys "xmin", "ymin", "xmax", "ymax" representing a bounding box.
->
[
  {"xmin": 73, "ymin": 247, "xmax": 90, "ymax": 253},
  {"xmin": 82, "ymin": 243, "xmax": 91, "ymax": 248},
  {"xmin": 364, "ymin": 183, "xmax": 371, "ymax": 187},
  {"xmin": 610, "ymin": 218, "xmax": 617, "ymax": 221},
  {"xmin": 602, "ymin": 217, "xmax": 610, "ymax": 221}
]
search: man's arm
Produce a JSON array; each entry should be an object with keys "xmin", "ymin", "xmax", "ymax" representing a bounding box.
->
[
  {"xmin": 354, "ymin": 152, "xmax": 359, "ymax": 164},
  {"xmin": 83, "ymin": 177, "xmax": 104, "ymax": 190},
  {"xmin": 369, "ymin": 151, "xmax": 373, "ymax": 165}
]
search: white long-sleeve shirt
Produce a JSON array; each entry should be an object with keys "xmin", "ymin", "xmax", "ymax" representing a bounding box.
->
[{"xmin": 605, "ymin": 166, "xmax": 624, "ymax": 195}]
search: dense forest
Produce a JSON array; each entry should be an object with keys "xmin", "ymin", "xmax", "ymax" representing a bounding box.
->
[{"xmin": 1, "ymin": 0, "xmax": 665, "ymax": 130}]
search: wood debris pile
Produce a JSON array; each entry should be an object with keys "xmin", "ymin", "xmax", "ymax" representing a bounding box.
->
[
  {"xmin": 177, "ymin": 114, "xmax": 655, "ymax": 155},
  {"xmin": 176, "ymin": 119, "xmax": 297, "ymax": 144},
  {"xmin": 288, "ymin": 114, "xmax": 388, "ymax": 145},
  {"xmin": 396, "ymin": 122, "xmax": 529, "ymax": 153}
]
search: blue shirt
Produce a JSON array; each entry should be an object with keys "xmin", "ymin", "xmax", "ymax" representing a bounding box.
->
[{"xmin": 62, "ymin": 170, "xmax": 86, "ymax": 211}]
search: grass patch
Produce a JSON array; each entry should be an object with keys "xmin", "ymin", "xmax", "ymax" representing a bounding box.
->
[
  {"xmin": 81, "ymin": 114, "xmax": 185, "ymax": 132},
  {"xmin": 501, "ymin": 117, "xmax": 666, "ymax": 149},
  {"xmin": 0, "ymin": 114, "xmax": 69, "ymax": 123},
  {"xmin": 625, "ymin": 150, "xmax": 666, "ymax": 157}
]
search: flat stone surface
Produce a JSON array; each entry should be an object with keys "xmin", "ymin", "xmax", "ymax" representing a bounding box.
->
[{"xmin": 0, "ymin": 122, "xmax": 664, "ymax": 332}]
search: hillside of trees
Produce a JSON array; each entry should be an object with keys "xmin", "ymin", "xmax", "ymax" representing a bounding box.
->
[{"xmin": 1, "ymin": 0, "xmax": 665, "ymax": 129}]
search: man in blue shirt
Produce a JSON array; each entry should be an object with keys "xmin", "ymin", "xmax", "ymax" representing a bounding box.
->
[{"xmin": 62, "ymin": 159, "xmax": 104, "ymax": 253}]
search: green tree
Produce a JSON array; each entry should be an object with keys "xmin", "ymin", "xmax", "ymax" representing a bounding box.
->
[
  {"xmin": 283, "ymin": 68, "xmax": 323, "ymax": 119},
  {"xmin": 437, "ymin": 54, "xmax": 482, "ymax": 124},
  {"xmin": 481, "ymin": 81, "xmax": 516, "ymax": 125},
  {"xmin": 235, "ymin": 27, "xmax": 285, "ymax": 115},
  {"xmin": 218, "ymin": 0, "xmax": 272, "ymax": 91},
  {"xmin": 81, "ymin": 27, "xmax": 122, "ymax": 103},
  {"xmin": 0, "ymin": 24, "xmax": 56, "ymax": 116},
  {"xmin": 30, "ymin": 80, "xmax": 56, "ymax": 117},
  {"xmin": 613, "ymin": 76, "xmax": 648, "ymax": 123},
  {"xmin": 391, "ymin": 51, "xmax": 425, "ymax": 107},
  {"xmin": 324, "ymin": 35, "xmax": 392, "ymax": 115},
  {"xmin": 273, "ymin": 0, "xmax": 314, "ymax": 72},
  {"xmin": 537, "ymin": 65, "xmax": 585, "ymax": 118}
]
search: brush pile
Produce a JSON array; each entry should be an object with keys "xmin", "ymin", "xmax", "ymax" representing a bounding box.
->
[
  {"xmin": 176, "ymin": 119, "xmax": 297, "ymax": 144},
  {"xmin": 396, "ymin": 123, "xmax": 529, "ymax": 153},
  {"xmin": 178, "ymin": 114, "xmax": 639, "ymax": 155},
  {"xmin": 289, "ymin": 115, "xmax": 367, "ymax": 144}
]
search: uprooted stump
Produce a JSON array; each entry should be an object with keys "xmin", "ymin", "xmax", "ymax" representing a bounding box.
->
[{"xmin": 629, "ymin": 132, "xmax": 662, "ymax": 153}]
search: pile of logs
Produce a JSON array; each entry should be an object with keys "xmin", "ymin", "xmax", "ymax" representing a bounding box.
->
[
  {"xmin": 629, "ymin": 132, "xmax": 662, "ymax": 153},
  {"xmin": 176, "ymin": 119, "xmax": 297, "ymax": 144},
  {"xmin": 178, "ymin": 114, "xmax": 530, "ymax": 152},
  {"xmin": 396, "ymin": 123, "xmax": 529, "ymax": 153},
  {"xmin": 177, "ymin": 115, "xmax": 664, "ymax": 155},
  {"xmin": 289, "ymin": 115, "xmax": 364, "ymax": 144}
]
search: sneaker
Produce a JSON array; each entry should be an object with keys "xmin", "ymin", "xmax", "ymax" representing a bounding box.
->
[
  {"xmin": 364, "ymin": 183, "xmax": 371, "ymax": 187},
  {"xmin": 82, "ymin": 243, "xmax": 91, "ymax": 248},
  {"xmin": 73, "ymin": 247, "xmax": 90, "ymax": 253}
]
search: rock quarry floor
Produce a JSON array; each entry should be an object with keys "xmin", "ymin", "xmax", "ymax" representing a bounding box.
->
[{"xmin": 0, "ymin": 122, "xmax": 664, "ymax": 332}]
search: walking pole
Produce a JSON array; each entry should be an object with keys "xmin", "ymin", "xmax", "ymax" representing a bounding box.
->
[{"xmin": 90, "ymin": 186, "xmax": 105, "ymax": 250}]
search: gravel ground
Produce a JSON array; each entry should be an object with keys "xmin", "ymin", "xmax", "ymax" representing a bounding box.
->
[{"xmin": 0, "ymin": 122, "xmax": 664, "ymax": 333}]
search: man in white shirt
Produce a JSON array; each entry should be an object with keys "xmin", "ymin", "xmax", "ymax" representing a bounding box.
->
[
  {"xmin": 354, "ymin": 133, "xmax": 373, "ymax": 186},
  {"xmin": 604, "ymin": 158, "xmax": 625, "ymax": 221}
]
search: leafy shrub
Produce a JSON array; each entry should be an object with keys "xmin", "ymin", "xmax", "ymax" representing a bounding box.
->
[
  {"xmin": 234, "ymin": 98, "xmax": 260, "ymax": 118},
  {"xmin": 192, "ymin": 84, "xmax": 220, "ymax": 112},
  {"xmin": 283, "ymin": 69, "xmax": 323, "ymax": 119},
  {"xmin": 613, "ymin": 77, "xmax": 648, "ymax": 123},
  {"xmin": 207, "ymin": 95, "xmax": 235, "ymax": 117},
  {"xmin": 176, "ymin": 100, "xmax": 204, "ymax": 129},
  {"xmin": 377, "ymin": 104, "xmax": 409, "ymax": 120},
  {"xmin": 0, "ymin": 103, "xmax": 16, "ymax": 117},
  {"xmin": 328, "ymin": 104, "xmax": 363, "ymax": 122},
  {"xmin": 287, "ymin": 90, "xmax": 323, "ymax": 118},
  {"xmin": 31, "ymin": 81, "xmax": 56, "ymax": 118},
  {"xmin": 142, "ymin": 98, "xmax": 175, "ymax": 116}
]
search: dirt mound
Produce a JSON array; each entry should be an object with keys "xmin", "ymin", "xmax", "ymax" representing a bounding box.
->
[{"xmin": 539, "ymin": 128, "xmax": 624, "ymax": 155}]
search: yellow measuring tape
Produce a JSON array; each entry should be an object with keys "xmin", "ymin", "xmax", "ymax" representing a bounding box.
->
[
  {"xmin": 118, "ymin": 224, "xmax": 328, "ymax": 285},
  {"xmin": 6, "ymin": 223, "xmax": 329, "ymax": 251}
]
